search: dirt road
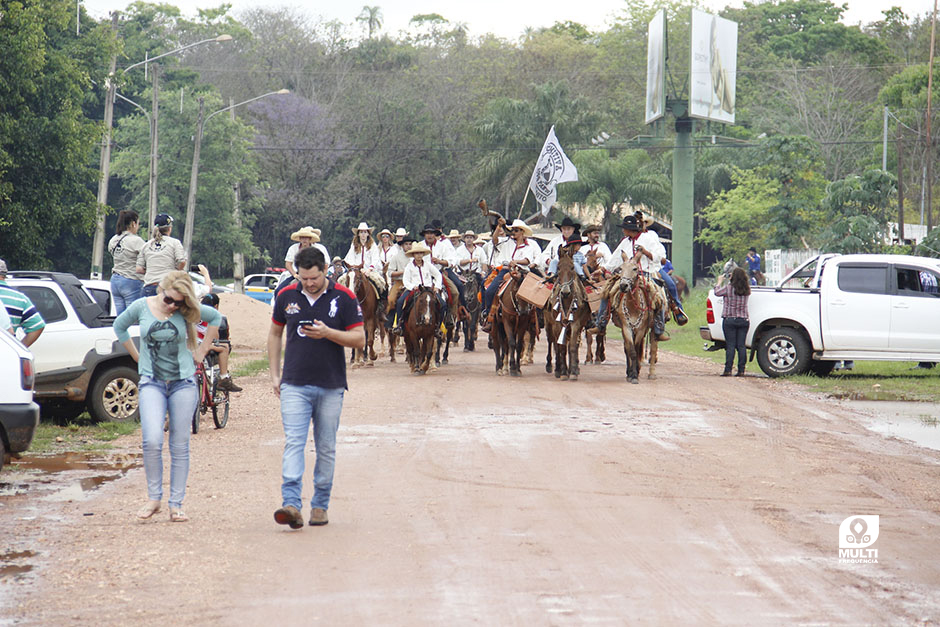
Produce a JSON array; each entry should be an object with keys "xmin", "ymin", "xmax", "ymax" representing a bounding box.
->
[{"xmin": 3, "ymin": 338, "xmax": 940, "ymax": 624}]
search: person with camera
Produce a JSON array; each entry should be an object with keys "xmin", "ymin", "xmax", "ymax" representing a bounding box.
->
[{"xmin": 137, "ymin": 214, "xmax": 186, "ymax": 297}]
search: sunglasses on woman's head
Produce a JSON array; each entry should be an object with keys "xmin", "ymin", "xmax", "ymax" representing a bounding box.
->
[{"xmin": 163, "ymin": 295, "xmax": 185, "ymax": 307}]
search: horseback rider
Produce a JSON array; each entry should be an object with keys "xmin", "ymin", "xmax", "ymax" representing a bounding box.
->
[
  {"xmin": 480, "ymin": 218, "xmax": 542, "ymax": 332},
  {"xmin": 376, "ymin": 228, "xmax": 400, "ymax": 276},
  {"xmin": 384, "ymin": 236, "xmax": 414, "ymax": 330},
  {"xmin": 593, "ymin": 213, "xmax": 672, "ymax": 341},
  {"xmin": 421, "ymin": 223, "xmax": 467, "ymax": 313},
  {"xmin": 538, "ymin": 216, "xmax": 580, "ymax": 274},
  {"xmin": 344, "ymin": 222, "xmax": 388, "ymax": 308},
  {"xmin": 454, "ymin": 230, "xmax": 486, "ymax": 285},
  {"xmin": 582, "ymin": 224, "xmax": 612, "ymax": 276},
  {"xmin": 391, "ymin": 243, "xmax": 446, "ymax": 338},
  {"xmin": 638, "ymin": 214, "xmax": 688, "ymax": 326},
  {"xmin": 546, "ymin": 230, "xmax": 589, "ymax": 279}
]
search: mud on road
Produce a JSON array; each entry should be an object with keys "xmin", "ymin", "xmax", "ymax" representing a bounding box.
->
[{"xmin": 2, "ymin": 338, "xmax": 939, "ymax": 625}]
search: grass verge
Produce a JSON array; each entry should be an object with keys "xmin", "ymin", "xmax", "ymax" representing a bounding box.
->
[
  {"xmin": 232, "ymin": 356, "xmax": 269, "ymax": 377},
  {"xmin": 30, "ymin": 415, "xmax": 139, "ymax": 455}
]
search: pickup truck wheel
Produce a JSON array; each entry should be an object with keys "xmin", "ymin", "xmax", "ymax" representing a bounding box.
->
[
  {"xmin": 89, "ymin": 366, "xmax": 140, "ymax": 423},
  {"xmin": 757, "ymin": 328, "xmax": 810, "ymax": 377}
]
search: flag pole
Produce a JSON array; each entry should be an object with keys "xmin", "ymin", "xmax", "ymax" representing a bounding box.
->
[{"xmin": 517, "ymin": 186, "xmax": 531, "ymax": 220}]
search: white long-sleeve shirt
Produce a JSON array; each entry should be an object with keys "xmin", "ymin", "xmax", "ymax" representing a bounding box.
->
[
  {"xmin": 537, "ymin": 234, "xmax": 566, "ymax": 272},
  {"xmin": 429, "ymin": 237, "xmax": 456, "ymax": 271},
  {"xmin": 482, "ymin": 238, "xmax": 511, "ymax": 267},
  {"xmin": 377, "ymin": 244, "xmax": 400, "ymax": 269},
  {"xmin": 604, "ymin": 231, "xmax": 665, "ymax": 273},
  {"xmin": 386, "ymin": 248, "xmax": 409, "ymax": 285},
  {"xmin": 504, "ymin": 238, "xmax": 542, "ymax": 266},
  {"xmin": 583, "ymin": 240, "xmax": 612, "ymax": 266},
  {"xmin": 454, "ymin": 244, "xmax": 487, "ymax": 274},
  {"xmin": 344, "ymin": 242, "xmax": 381, "ymax": 271},
  {"xmin": 403, "ymin": 261, "xmax": 443, "ymax": 290}
]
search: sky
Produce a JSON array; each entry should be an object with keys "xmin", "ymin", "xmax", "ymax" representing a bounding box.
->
[{"xmin": 81, "ymin": 0, "xmax": 937, "ymax": 41}]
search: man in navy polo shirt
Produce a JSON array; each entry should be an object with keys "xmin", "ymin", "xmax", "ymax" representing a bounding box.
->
[{"xmin": 268, "ymin": 246, "xmax": 365, "ymax": 530}]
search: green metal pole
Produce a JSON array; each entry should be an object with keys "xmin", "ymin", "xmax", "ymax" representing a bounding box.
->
[{"xmin": 672, "ymin": 117, "xmax": 694, "ymax": 285}]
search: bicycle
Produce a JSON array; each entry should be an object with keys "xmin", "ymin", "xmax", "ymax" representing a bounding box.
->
[{"xmin": 191, "ymin": 345, "xmax": 230, "ymax": 433}]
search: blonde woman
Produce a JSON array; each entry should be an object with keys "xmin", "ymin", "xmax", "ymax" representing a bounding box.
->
[
  {"xmin": 343, "ymin": 221, "xmax": 387, "ymax": 299},
  {"xmin": 136, "ymin": 213, "xmax": 187, "ymax": 297},
  {"xmin": 114, "ymin": 271, "xmax": 221, "ymax": 522}
]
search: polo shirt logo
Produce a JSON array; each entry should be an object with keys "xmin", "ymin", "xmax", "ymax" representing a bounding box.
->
[
  {"xmin": 329, "ymin": 298, "xmax": 339, "ymax": 318},
  {"xmin": 285, "ymin": 302, "xmax": 301, "ymax": 315}
]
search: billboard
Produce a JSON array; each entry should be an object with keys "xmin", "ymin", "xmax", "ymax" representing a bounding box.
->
[
  {"xmin": 689, "ymin": 8, "xmax": 737, "ymax": 124},
  {"xmin": 645, "ymin": 9, "xmax": 666, "ymax": 125}
]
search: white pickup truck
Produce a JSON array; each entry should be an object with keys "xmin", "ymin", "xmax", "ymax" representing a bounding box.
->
[{"xmin": 700, "ymin": 253, "xmax": 940, "ymax": 377}]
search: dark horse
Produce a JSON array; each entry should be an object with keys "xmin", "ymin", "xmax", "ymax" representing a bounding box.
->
[
  {"xmin": 460, "ymin": 269, "xmax": 482, "ymax": 352},
  {"xmin": 340, "ymin": 269, "xmax": 380, "ymax": 367},
  {"xmin": 544, "ymin": 249, "xmax": 593, "ymax": 381},
  {"xmin": 404, "ymin": 287, "xmax": 441, "ymax": 375},
  {"xmin": 434, "ymin": 276, "xmax": 460, "ymax": 367},
  {"xmin": 605, "ymin": 255, "xmax": 660, "ymax": 384},
  {"xmin": 490, "ymin": 267, "xmax": 537, "ymax": 377}
]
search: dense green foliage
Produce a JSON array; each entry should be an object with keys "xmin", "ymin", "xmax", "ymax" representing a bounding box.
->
[{"xmin": 0, "ymin": 0, "xmax": 937, "ymax": 276}]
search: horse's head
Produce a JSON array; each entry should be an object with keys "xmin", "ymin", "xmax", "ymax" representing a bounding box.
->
[
  {"xmin": 555, "ymin": 248, "xmax": 576, "ymax": 297},
  {"xmin": 618, "ymin": 251, "xmax": 640, "ymax": 293}
]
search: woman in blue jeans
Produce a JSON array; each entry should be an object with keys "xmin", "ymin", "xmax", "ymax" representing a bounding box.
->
[
  {"xmin": 108, "ymin": 209, "xmax": 145, "ymax": 314},
  {"xmin": 714, "ymin": 267, "xmax": 751, "ymax": 376},
  {"xmin": 115, "ymin": 271, "xmax": 221, "ymax": 522}
]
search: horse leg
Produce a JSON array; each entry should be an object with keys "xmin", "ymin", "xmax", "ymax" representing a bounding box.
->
[
  {"xmin": 648, "ymin": 332, "xmax": 659, "ymax": 380},
  {"xmin": 584, "ymin": 330, "xmax": 594, "ymax": 364},
  {"xmin": 569, "ymin": 327, "xmax": 581, "ymax": 380},
  {"xmin": 597, "ymin": 329, "xmax": 606, "ymax": 363},
  {"xmin": 624, "ymin": 335, "xmax": 638, "ymax": 384},
  {"xmin": 442, "ymin": 327, "xmax": 451, "ymax": 365},
  {"xmin": 389, "ymin": 332, "xmax": 397, "ymax": 362}
]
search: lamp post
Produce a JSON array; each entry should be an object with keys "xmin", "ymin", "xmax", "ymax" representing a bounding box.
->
[
  {"xmin": 182, "ymin": 89, "xmax": 290, "ymax": 264},
  {"xmin": 89, "ymin": 34, "xmax": 232, "ymax": 279}
]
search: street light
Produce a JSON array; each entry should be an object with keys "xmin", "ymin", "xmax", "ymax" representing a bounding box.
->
[
  {"xmin": 182, "ymin": 89, "xmax": 290, "ymax": 264},
  {"xmin": 90, "ymin": 34, "xmax": 232, "ymax": 279}
]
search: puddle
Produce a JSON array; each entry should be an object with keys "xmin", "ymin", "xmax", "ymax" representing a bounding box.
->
[
  {"xmin": 0, "ymin": 452, "xmax": 141, "ymax": 502},
  {"xmin": 0, "ymin": 550, "xmax": 36, "ymax": 581},
  {"xmin": 845, "ymin": 401, "xmax": 940, "ymax": 452}
]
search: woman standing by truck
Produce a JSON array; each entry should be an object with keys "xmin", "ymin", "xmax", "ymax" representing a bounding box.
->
[{"xmin": 714, "ymin": 267, "xmax": 750, "ymax": 377}]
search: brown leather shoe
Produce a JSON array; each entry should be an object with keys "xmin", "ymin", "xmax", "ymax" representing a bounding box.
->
[
  {"xmin": 655, "ymin": 330, "xmax": 671, "ymax": 342},
  {"xmin": 274, "ymin": 505, "xmax": 304, "ymax": 529},
  {"xmin": 308, "ymin": 507, "xmax": 328, "ymax": 526}
]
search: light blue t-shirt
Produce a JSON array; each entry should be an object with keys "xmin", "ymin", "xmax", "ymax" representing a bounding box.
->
[
  {"xmin": 549, "ymin": 250, "xmax": 587, "ymax": 278},
  {"xmin": 114, "ymin": 297, "xmax": 221, "ymax": 381}
]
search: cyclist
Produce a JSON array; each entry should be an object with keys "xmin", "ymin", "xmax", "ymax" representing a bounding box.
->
[{"xmin": 197, "ymin": 293, "xmax": 242, "ymax": 392}]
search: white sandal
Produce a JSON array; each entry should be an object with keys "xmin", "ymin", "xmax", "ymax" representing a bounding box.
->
[
  {"xmin": 137, "ymin": 500, "xmax": 161, "ymax": 519},
  {"xmin": 169, "ymin": 509, "xmax": 189, "ymax": 523}
]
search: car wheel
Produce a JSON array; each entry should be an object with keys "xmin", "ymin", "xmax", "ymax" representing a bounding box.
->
[
  {"xmin": 756, "ymin": 327, "xmax": 811, "ymax": 377},
  {"xmin": 89, "ymin": 366, "xmax": 140, "ymax": 422}
]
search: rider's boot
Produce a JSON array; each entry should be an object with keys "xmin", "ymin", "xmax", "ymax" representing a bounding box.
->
[
  {"xmin": 671, "ymin": 298, "xmax": 689, "ymax": 326},
  {"xmin": 653, "ymin": 309, "xmax": 670, "ymax": 342}
]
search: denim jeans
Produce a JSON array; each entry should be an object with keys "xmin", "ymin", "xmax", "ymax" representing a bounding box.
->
[
  {"xmin": 142, "ymin": 283, "xmax": 159, "ymax": 297},
  {"xmin": 483, "ymin": 268, "xmax": 510, "ymax": 313},
  {"xmin": 110, "ymin": 274, "xmax": 143, "ymax": 315},
  {"xmin": 722, "ymin": 316, "xmax": 750, "ymax": 371},
  {"xmin": 279, "ymin": 384, "xmax": 345, "ymax": 511},
  {"xmin": 138, "ymin": 375, "xmax": 198, "ymax": 509},
  {"xmin": 659, "ymin": 269, "xmax": 680, "ymax": 304}
]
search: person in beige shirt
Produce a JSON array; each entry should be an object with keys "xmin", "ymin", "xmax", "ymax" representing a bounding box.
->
[{"xmin": 137, "ymin": 213, "xmax": 186, "ymax": 297}]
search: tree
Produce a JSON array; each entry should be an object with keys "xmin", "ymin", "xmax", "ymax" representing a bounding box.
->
[
  {"xmin": 817, "ymin": 169, "xmax": 897, "ymax": 253},
  {"xmin": 560, "ymin": 149, "xmax": 669, "ymax": 241},
  {"xmin": 697, "ymin": 169, "xmax": 780, "ymax": 260},
  {"xmin": 0, "ymin": 0, "xmax": 118, "ymax": 269},
  {"xmin": 357, "ymin": 6, "xmax": 383, "ymax": 39}
]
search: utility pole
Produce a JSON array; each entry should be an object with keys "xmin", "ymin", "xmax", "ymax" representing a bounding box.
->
[
  {"xmin": 90, "ymin": 14, "xmax": 119, "ymax": 279},
  {"xmin": 182, "ymin": 97, "xmax": 204, "ymax": 261},
  {"xmin": 926, "ymin": 0, "xmax": 937, "ymax": 231},
  {"xmin": 672, "ymin": 109, "xmax": 694, "ymax": 286},
  {"xmin": 897, "ymin": 121, "xmax": 905, "ymax": 244},
  {"xmin": 148, "ymin": 65, "xmax": 159, "ymax": 235},
  {"xmin": 231, "ymin": 99, "xmax": 245, "ymax": 294}
]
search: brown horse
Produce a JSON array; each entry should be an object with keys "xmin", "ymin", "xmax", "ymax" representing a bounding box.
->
[
  {"xmin": 403, "ymin": 287, "xmax": 440, "ymax": 375},
  {"xmin": 340, "ymin": 269, "xmax": 379, "ymax": 367},
  {"xmin": 460, "ymin": 269, "xmax": 482, "ymax": 352},
  {"xmin": 490, "ymin": 268, "xmax": 537, "ymax": 377},
  {"xmin": 672, "ymin": 272, "xmax": 690, "ymax": 302},
  {"xmin": 544, "ymin": 249, "xmax": 592, "ymax": 381},
  {"xmin": 606, "ymin": 255, "xmax": 661, "ymax": 383}
]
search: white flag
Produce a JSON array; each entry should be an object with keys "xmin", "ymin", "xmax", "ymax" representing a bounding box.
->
[{"xmin": 528, "ymin": 125, "xmax": 578, "ymax": 216}]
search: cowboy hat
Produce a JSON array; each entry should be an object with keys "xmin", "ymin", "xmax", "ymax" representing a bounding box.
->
[
  {"xmin": 563, "ymin": 230, "xmax": 588, "ymax": 247},
  {"xmin": 619, "ymin": 215, "xmax": 642, "ymax": 231},
  {"xmin": 395, "ymin": 227, "xmax": 408, "ymax": 237},
  {"xmin": 582, "ymin": 224, "xmax": 601, "ymax": 235},
  {"xmin": 636, "ymin": 212, "xmax": 655, "ymax": 228},
  {"xmin": 462, "ymin": 229, "xmax": 476, "ymax": 238},
  {"xmin": 378, "ymin": 228, "xmax": 393, "ymax": 237},
  {"xmin": 473, "ymin": 236, "xmax": 486, "ymax": 245},
  {"xmin": 554, "ymin": 216, "xmax": 581, "ymax": 230},
  {"xmin": 291, "ymin": 226, "xmax": 321, "ymax": 242},
  {"xmin": 351, "ymin": 221, "xmax": 374, "ymax": 235},
  {"xmin": 446, "ymin": 229, "xmax": 462, "ymax": 239},
  {"xmin": 508, "ymin": 219, "xmax": 533, "ymax": 238},
  {"xmin": 405, "ymin": 243, "xmax": 432, "ymax": 257},
  {"xmin": 419, "ymin": 223, "xmax": 442, "ymax": 236}
]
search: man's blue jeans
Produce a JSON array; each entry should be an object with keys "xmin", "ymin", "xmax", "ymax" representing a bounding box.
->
[
  {"xmin": 483, "ymin": 268, "xmax": 510, "ymax": 314},
  {"xmin": 110, "ymin": 274, "xmax": 143, "ymax": 315},
  {"xmin": 279, "ymin": 384, "xmax": 345, "ymax": 511},
  {"xmin": 139, "ymin": 375, "xmax": 198, "ymax": 509},
  {"xmin": 659, "ymin": 269, "xmax": 680, "ymax": 304}
]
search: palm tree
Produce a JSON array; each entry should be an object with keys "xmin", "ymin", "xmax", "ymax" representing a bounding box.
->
[
  {"xmin": 357, "ymin": 6, "xmax": 383, "ymax": 38},
  {"xmin": 561, "ymin": 149, "xmax": 670, "ymax": 241},
  {"xmin": 472, "ymin": 81, "xmax": 598, "ymax": 217}
]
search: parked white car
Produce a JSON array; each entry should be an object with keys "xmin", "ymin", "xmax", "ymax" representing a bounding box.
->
[
  {"xmin": 0, "ymin": 330, "xmax": 40, "ymax": 469},
  {"xmin": 700, "ymin": 254, "xmax": 940, "ymax": 377},
  {"xmin": 5, "ymin": 272, "xmax": 139, "ymax": 422}
]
